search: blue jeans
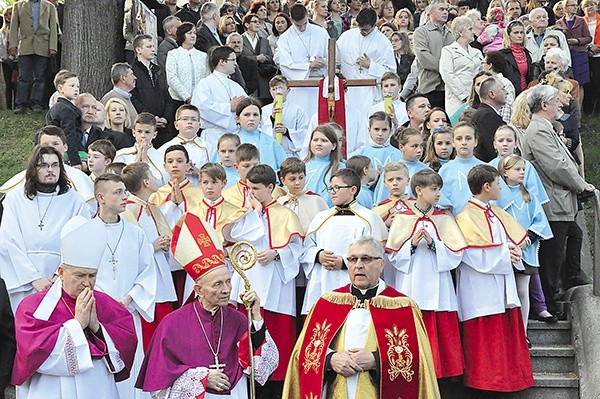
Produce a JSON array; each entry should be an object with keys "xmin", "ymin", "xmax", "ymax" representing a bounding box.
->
[{"xmin": 15, "ymin": 54, "xmax": 49, "ymax": 108}]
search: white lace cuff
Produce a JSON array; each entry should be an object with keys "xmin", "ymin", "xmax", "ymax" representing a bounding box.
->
[
  {"xmin": 246, "ymin": 330, "xmax": 279, "ymax": 386},
  {"xmin": 151, "ymin": 367, "xmax": 209, "ymax": 399}
]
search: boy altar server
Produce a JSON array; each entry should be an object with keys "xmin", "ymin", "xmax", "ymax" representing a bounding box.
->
[
  {"xmin": 12, "ymin": 216, "xmax": 137, "ymax": 399},
  {"xmin": 301, "ymin": 169, "xmax": 388, "ymax": 315},
  {"xmin": 455, "ymin": 165, "xmax": 533, "ymax": 393},
  {"xmin": 224, "ymin": 164, "xmax": 304, "ymax": 394}
]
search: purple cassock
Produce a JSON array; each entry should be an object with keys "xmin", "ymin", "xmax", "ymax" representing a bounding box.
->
[
  {"xmin": 136, "ymin": 301, "xmax": 249, "ymax": 394},
  {"xmin": 12, "ymin": 288, "xmax": 137, "ymax": 385}
]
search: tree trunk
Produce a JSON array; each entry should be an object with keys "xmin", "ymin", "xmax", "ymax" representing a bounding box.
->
[{"xmin": 62, "ymin": 0, "xmax": 126, "ymax": 99}]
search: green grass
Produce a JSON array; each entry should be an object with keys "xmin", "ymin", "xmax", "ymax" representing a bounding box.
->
[{"xmin": 0, "ymin": 110, "xmax": 45, "ymax": 184}]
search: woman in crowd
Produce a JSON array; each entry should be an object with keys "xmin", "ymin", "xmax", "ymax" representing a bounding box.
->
[
  {"xmin": 395, "ymin": 7, "xmax": 414, "ymax": 32},
  {"xmin": 312, "ymin": 0, "xmax": 339, "ymax": 39},
  {"xmin": 380, "ymin": 22, "xmax": 398, "ymax": 39},
  {"xmin": 499, "ymin": 19, "xmax": 532, "ymax": 96},
  {"xmin": 219, "ymin": 15, "xmax": 237, "ymax": 43},
  {"xmin": 377, "ymin": 0, "xmax": 397, "ymax": 27},
  {"xmin": 165, "ymin": 22, "xmax": 208, "ymax": 107},
  {"xmin": 449, "ymin": 71, "xmax": 494, "ymax": 124},
  {"xmin": 553, "ymin": 0, "xmax": 565, "ymax": 20},
  {"xmin": 390, "ymin": 31, "xmax": 415, "ymax": 84},
  {"xmin": 104, "ymin": 98, "xmax": 135, "ymax": 150},
  {"xmin": 556, "ymin": 0, "xmax": 592, "ymax": 87},
  {"xmin": 250, "ymin": 0, "xmax": 273, "ymax": 38},
  {"xmin": 266, "ymin": 0, "xmax": 281, "ymax": 23},
  {"xmin": 583, "ymin": 0, "xmax": 600, "ymax": 113},
  {"xmin": 268, "ymin": 12, "xmax": 291, "ymax": 53},
  {"xmin": 328, "ymin": 0, "xmax": 343, "ymax": 37},
  {"xmin": 242, "ymin": 13, "xmax": 277, "ymax": 104},
  {"xmin": 440, "ymin": 16, "xmax": 484, "ymax": 117}
]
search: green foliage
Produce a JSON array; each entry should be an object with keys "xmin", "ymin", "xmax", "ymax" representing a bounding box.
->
[
  {"xmin": 582, "ymin": 115, "xmax": 600, "ymax": 189},
  {"xmin": 0, "ymin": 110, "xmax": 44, "ymax": 184}
]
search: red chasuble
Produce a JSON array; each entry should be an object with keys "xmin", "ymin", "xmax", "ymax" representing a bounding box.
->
[{"xmin": 283, "ymin": 284, "xmax": 440, "ymax": 399}]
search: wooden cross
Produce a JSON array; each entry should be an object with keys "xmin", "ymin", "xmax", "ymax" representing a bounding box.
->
[{"xmin": 287, "ymin": 38, "xmax": 377, "ymax": 157}]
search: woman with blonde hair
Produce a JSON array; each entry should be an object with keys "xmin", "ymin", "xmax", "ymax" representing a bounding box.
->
[
  {"xmin": 104, "ymin": 97, "xmax": 135, "ymax": 149},
  {"xmin": 509, "ymin": 89, "xmax": 531, "ymax": 153},
  {"xmin": 556, "ymin": 0, "xmax": 592, "ymax": 86},
  {"xmin": 394, "ymin": 8, "xmax": 414, "ymax": 32}
]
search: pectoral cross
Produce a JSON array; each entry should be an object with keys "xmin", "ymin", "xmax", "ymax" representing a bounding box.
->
[
  {"xmin": 110, "ymin": 257, "xmax": 118, "ymax": 279},
  {"xmin": 287, "ymin": 38, "xmax": 376, "ymax": 158},
  {"xmin": 38, "ymin": 221, "xmax": 44, "ymax": 230},
  {"xmin": 209, "ymin": 354, "xmax": 226, "ymax": 372}
]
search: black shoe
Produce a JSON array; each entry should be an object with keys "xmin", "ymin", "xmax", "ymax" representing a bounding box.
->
[
  {"xmin": 554, "ymin": 311, "xmax": 568, "ymax": 321},
  {"xmin": 565, "ymin": 275, "xmax": 589, "ymax": 289},
  {"xmin": 14, "ymin": 106, "xmax": 26, "ymax": 114},
  {"xmin": 526, "ymin": 336, "xmax": 532, "ymax": 349},
  {"xmin": 539, "ymin": 314, "xmax": 558, "ymax": 324},
  {"xmin": 32, "ymin": 104, "xmax": 44, "ymax": 112}
]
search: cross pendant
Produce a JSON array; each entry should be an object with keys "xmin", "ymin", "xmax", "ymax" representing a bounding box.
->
[
  {"xmin": 358, "ymin": 66, "xmax": 363, "ymax": 73},
  {"xmin": 38, "ymin": 221, "xmax": 44, "ymax": 230},
  {"xmin": 110, "ymin": 257, "xmax": 118, "ymax": 278},
  {"xmin": 209, "ymin": 354, "xmax": 226, "ymax": 372}
]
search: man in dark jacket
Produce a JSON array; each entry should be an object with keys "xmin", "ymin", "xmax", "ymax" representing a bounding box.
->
[
  {"xmin": 130, "ymin": 34, "xmax": 174, "ymax": 148},
  {"xmin": 472, "ymin": 77, "xmax": 506, "ymax": 162}
]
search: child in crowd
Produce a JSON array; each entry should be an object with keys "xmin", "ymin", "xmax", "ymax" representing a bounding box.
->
[
  {"xmin": 423, "ymin": 126, "xmax": 454, "ymax": 172},
  {"xmin": 260, "ymin": 75, "xmax": 310, "ymax": 157},
  {"xmin": 157, "ymin": 104, "xmax": 214, "ymax": 185},
  {"xmin": 121, "ymin": 162, "xmax": 177, "ymax": 348},
  {"xmin": 488, "ymin": 125, "xmax": 549, "ymax": 204},
  {"xmin": 499, "ymin": 154, "xmax": 555, "ymax": 328},
  {"xmin": 455, "ymin": 164, "xmax": 533, "ymax": 393},
  {"xmin": 236, "ymin": 97, "xmax": 287, "ymax": 171},
  {"xmin": 346, "ymin": 155, "xmax": 377, "ymax": 209},
  {"xmin": 277, "ymin": 157, "xmax": 329, "ymax": 233},
  {"xmin": 149, "ymin": 145, "xmax": 203, "ymax": 228},
  {"xmin": 301, "ymin": 169, "xmax": 388, "ymax": 314},
  {"xmin": 369, "ymin": 72, "xmax": 409, "ymax": 131},
  {"xmin": 478, "ymin": 7, "xmax": 505, "ymax": 53},
  {"xmin": 386, "ymin": 169, "xmax": 466, "ymax": 379},
  {"xmin": 439, "ymin": 122, "xmax": 511, "ymax": 216},
  {"xmin": 351, "ymin": 112, "xmax": 402, "ymax": 203},
  {"xmin": 87, "ymin": 139, "xmax": 116, "ymax": 182},
  {"xmin": 397, "ymin": 127, "xmax": 430, "ymax": 198},
  {"xmin": 191, "ymin": 162, "xmax": 245, "ymax": 240},
  {"xmin": 217, "ymin": 133, "xmax": 241, "ymax": 189},
  {"xmin": 303, "ymin": 125, "xmax": 344, "ymax": 207},
  {"xmin": 103, "ymin": 162, "xmax": 127, "ymax": 175},
  {"xmin": 372, "ymin": 162, "xmax": 412, "ymax": 227},
  {"xmin": 224, "ymin": 164, "xmax": 304, "ymax": 389},
  {"xmin": 222, "ymin": 143, "xmax": 260, "ymax": 208},
  {"xmin": 114, "ymin": 112, "xmax": 165, "ymax": 185},
  {"xmin": 421, "ymin": 107, "xmax": 449, "ymax": 146},
  {"xmin": 45, "ymin": 70, "xmax": 85, "ymax": 169}
]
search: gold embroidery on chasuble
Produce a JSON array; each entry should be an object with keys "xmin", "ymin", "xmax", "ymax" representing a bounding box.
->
[
  {"xmin": 303, "ymin": 321, "xmax": 332, "ymax": 374},
  {"xmin": 385, "ymin": 325, "xmax": 414, "ymax": 383}
]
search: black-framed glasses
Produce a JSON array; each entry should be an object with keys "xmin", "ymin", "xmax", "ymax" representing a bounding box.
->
[
  {"xmin": 347, "ymin": 256, "xmax": 382, "ymax": 265},
  {"xmin": 326, "ymin": 185, "xmax": 352, "ymax": 193}
]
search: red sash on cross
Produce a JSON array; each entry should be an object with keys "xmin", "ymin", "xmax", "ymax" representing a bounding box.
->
[{"xmin": 318, "ymin": 77, "xmax": 348, "ymax": 158}]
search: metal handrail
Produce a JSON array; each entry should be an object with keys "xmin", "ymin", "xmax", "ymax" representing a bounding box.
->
[{"xmin": 592, "ymin": 190, "xmax": 600, "ymax": 296}]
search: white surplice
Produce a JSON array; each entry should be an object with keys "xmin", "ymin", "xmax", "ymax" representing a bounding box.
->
[
  {"xmin": 114, "ymin": 145, "xmax": 166, "ymax": 187},
  {"xmin": 226, "ymin": 209, "xmax": 303, "ymax": 316},
  {"xmin": 274, "ymin": 23, "xmax": 329, "ymax": 119},
  {"xmin": 260, "ymin": 100, "xmax": 310, "ymax": 157},
  {"xmin": 157, "ymin": 136, "xmax": 216, "ymax": 185},
  {"xmin": 386, "ymin": 219, "xmax": 463, "ymax": 311},
  {"xmin": 16, "ymin": 281, "xmax": 126, "ymax": 399},
  {"xmin": 300, "ymin": 202, "xmax": 388, "ymax": 314},
  {"xmin": 94, "ymin": 218, "xmax": 157, "ymax": 399},
  {"xmin": 191, "ymin": 71, "xmax": 247, "ymax": 149},
  {"xmin": 336, "ymin": 27, "xmax": 395, "ymax": 112},
  {"xmin": 456, "ymin": 201, "xmax": 522, "ymax": 322},
  {"xmin": 0, "ymin": 188, "xmax": 89, "ymax": 312}
]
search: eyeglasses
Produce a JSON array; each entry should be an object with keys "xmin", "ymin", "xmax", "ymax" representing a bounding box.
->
[
  {"xmin": 177, "ymin": 116, "xmax": 199, "ymax": 122},
  {"xmin": 326, "ymin": 185, "xmax": 352, "ymax": 193},
  {"xmin": 347, "ymin": 256, "xmax": 382, "ymax": 265},
  {"xmin": 37, "ymin": 162, "xmax": 60, "ymax": 170}
]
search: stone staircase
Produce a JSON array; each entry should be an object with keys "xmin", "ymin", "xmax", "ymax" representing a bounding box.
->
[{"xmin": 514, "ymin": 304, "xmax": 580, "ymax": 399}]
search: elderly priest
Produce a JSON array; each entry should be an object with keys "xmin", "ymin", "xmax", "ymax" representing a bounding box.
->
[
  {"xmin": 11, "ymin": 216, "xmax": 137, "ymax": 399},
  {"xmin": 136, "ymin": 212, "xmax": 279, "ymax": 398},
  {"xmin": 283, "ymin": 236, "xmax": 440, "ymax": 399}
]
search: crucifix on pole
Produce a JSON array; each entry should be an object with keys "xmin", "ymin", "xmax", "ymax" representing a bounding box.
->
[{"xmin": 287, "ymin": 38, "xmax": 377, "ymax": 158}]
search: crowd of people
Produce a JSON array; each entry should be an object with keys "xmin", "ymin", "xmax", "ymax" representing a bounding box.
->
[{"xmin": 0, "ymin": 0, "xmax": 598, "ymax": 398}]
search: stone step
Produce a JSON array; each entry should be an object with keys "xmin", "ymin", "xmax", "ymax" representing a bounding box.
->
[
  {"xmin": 527, "ymin": 319, "xmax": 572, "ymax": 346},
  {"xmin": 512, "ymin": 373, "xmax": 579, "ymax": 399},
  {"xmin": 530, "ymin": 345, "xmax": 576, "ymax": 373}
]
